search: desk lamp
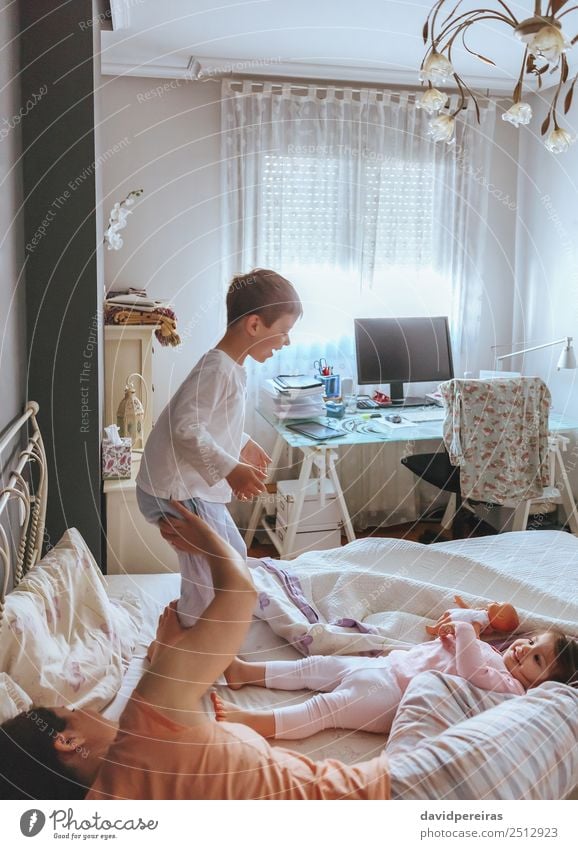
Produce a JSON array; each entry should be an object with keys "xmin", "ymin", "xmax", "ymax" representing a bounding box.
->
[{"xmin": 496, "ymin": 337, "xmax": 576, "ymax": 371}]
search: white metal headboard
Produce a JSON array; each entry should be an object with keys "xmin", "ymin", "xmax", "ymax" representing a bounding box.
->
[{"xmin": 0, "ymin": 402, "xmax": 47, "ymax": 624}]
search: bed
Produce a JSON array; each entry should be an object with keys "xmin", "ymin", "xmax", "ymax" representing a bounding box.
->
[{"xmin": 1, "ymin": 403, "xmax": 577, "ymax": 799}]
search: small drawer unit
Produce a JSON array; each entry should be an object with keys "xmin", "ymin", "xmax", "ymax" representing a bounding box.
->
[
  {"xmin": 275, "ymin": 478, "xmax": 342, "ymax": 554},
  {"xmin": 276, "ymin": 479, "xmax": 341, "ymax": 531},
  {"xmin": 275, "ymin": 523, "xmax": 342, "ymax": 557}
]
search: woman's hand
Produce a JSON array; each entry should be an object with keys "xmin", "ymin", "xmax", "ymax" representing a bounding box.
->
[{"xmin": 159, "ymin": 500, "xmax": 218, "ymax": 553}]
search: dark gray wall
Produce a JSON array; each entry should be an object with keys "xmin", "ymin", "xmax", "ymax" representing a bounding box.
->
[
  {"xmin": 0, "ymin": 0, "xmax": 27, "ymax": 579},
  {"xmin": 19, "ymin": 0, "xmax": 102, "ymax": 559},
  {"xmin": 0, "ymin": 0, "xmax": 26, "ymax": 432}
]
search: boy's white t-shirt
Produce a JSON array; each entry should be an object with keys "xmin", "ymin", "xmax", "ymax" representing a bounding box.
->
[{"xmin": 136, "ymin": 349, "xmax": 250, "ymax": 503}]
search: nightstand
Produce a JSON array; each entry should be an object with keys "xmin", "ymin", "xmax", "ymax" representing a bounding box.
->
[{"xmin": 103, "ymin": 453, "xmax": 179, "ymax": 574}]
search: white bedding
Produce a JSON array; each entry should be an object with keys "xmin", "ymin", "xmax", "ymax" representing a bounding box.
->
[
  {"xmin": 102, "ymin": 530, "xmax": 578, "ymax": 774},
  {"xmin": 103, "ymin": 572, "xmax": 384, "ymax": 763},
  {"xmin": 248, "ymin": 530, "xmax": 578, "ymax": 656}
]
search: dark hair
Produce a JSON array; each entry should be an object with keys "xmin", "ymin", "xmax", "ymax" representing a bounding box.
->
[
  {"xmin": 0, "ymin": 708, "xmax": 87, "ymax": 800},
  {"xmin": 550, "ymin": 632, "xmax": 578, "ymax": 687},
  {"xmin": 226, "ymin": 268, "xmax": 303, "ymax": 327}
]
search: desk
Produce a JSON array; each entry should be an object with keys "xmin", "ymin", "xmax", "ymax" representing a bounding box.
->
[
  {"xmin": 245, "ymin": 409, "xmax": 447, "ymax": 558},
  {"xmin": 245, "ymin": 409, "xmax": 578, "ymax": 558}
]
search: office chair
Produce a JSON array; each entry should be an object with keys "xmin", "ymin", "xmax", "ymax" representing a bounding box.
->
[
  {"xmin": 401, "ymin": 377, "xmax": 578, "ymax": 536},
  {"xmin": 401, "ymin": 449, "xmax": 464, "ymax": 533}
]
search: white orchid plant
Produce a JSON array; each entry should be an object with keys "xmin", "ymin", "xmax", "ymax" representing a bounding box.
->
[
  {"xmin": 418, "ymin": 1, "xmax": 578, "ymax": 154},
  {"xmin": 104, "ymin": 189, "xmax": 144, "ymax": 251}
]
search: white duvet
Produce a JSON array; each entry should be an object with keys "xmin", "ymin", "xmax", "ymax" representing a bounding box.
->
[{"xmin": 249, "ymin": 530, "xmax": 578, "ymax": 656}]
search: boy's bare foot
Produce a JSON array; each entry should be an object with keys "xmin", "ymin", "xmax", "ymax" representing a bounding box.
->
[
  {"xmin": 224, "ymin": 657, "xmax": 265, "ymax": 689},
  {"xmin": 210, "ymin": 691, "xmax": 275, "ymax": 738}
]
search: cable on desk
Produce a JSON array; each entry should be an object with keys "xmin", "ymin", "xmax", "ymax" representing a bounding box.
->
[
  {"xmin": 341, "ymin": 418, "xmax": 392, "ymax": 438},
  {"xmin": 356, "ymin": 423, "xmax": 390, "ymax": 437},
  {"xmin": 341, "ymin": 418, "xmax": 359, "ymax": 433}
]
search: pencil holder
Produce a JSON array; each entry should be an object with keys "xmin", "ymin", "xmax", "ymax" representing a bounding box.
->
[{"xmin": 318, "ymin": 374, "xmax": 340, "ymax": 398}]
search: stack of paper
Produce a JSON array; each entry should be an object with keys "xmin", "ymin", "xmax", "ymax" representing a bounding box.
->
[{"xmin": 262, "ymin": 378, "xmax": 326, "ymax": 420}]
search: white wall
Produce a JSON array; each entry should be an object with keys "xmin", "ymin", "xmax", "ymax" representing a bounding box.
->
[
  {"xmin": 514, "ymin": 94, "xmax": 578, "ymax": 421},
  {"xmin": 100, "ymin": 76, "xmax": 226, "ymax": 418},
  {"xmin": 475, "ymin": 111, "xmax": 519, "ymax": 372},
  {"xmin": 99, "ymin": 76, "xmax": 519, "ymax": 417}
]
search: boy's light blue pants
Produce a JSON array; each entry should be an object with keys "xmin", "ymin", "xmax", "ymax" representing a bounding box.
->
[{"xmin": 136, "ymin": 486, "xmax": 247, "ymax": 627}]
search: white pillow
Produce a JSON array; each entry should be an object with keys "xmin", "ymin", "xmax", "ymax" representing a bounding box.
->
[
  {"xmin": 0, "ymin": 528, "xmax": 143, "ymax": 710},
  {"xmin": 0, "ymin": 673, "xmax": 32, "ymax": 723},
  {"xmin": 387, "ymin": 671, "xmax": 578, "ymax": 800}
]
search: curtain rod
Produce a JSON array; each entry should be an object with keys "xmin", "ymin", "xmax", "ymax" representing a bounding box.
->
[{"xmin": 225, "ymin": 77, "xmax": 495, "ymax": 103}]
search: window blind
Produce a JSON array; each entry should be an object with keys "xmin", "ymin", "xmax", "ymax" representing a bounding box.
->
[{"xmin": 261, "ymin": 153, "xmax": 435, "ymax": 268}]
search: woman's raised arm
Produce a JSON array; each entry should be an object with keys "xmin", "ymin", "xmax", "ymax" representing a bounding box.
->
[{"xmin": 135, "ymin": 501, "xmax": 256, "ymax": 726}]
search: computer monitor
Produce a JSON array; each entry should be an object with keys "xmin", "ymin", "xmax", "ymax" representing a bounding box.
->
[{"xmin": 354, "ymin": 316, "xmax": 454, "ymax": 406}]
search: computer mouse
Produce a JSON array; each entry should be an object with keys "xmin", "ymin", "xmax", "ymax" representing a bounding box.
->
[
  {"xmin": 369, "ymin": 412, "xmax": 382, "ymax": 418},
  {"xmin": 386, "ymin": 414, "xmax": 402, "ymax": 424}
]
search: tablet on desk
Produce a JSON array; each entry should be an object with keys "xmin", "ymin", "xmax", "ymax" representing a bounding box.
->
[{"xmin": 285, "ymin": 421, "xmax": 343, "ymax": 441}]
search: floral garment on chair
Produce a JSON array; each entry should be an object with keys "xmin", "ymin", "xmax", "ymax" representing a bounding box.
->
[{"xmin": 439, "ymin": 378, "xmax": 551, "ymax": 505}]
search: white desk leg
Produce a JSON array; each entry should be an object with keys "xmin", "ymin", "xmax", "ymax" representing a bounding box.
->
[
  {"xmin": 511, "ymin": 500, "xmax": 531, "ymax": 533},
  {"xmin": 327, "ymin": 449, "xmax": 356, "ymax": 543},
  {"xmin": 282, "ymin": 450, "xmax": 315, "ymax": 559},
  {"xmin": 441, "ymin": 494, "xmax": 457, "ymax": 531},
  {"xmin": 318, "ymin": 450, "xmax": 327, "ymax": 506},
  {"xmin": 555, "ymin": 445, "xmax": 578, "ymax": 536},
  {"xmin": 244, "ymin": 432, "xmax": 285, "ymax": 549}
]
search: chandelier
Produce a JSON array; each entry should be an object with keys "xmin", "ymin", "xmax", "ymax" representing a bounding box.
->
[{"xmin": 418, "ymin": 1, "xmax": 578, "ymax": 152}]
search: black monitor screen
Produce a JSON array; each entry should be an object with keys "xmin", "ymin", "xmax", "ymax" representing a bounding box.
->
[{"xmin": 354, "ymin": 316, "xmax": 454, "ymax": 401}]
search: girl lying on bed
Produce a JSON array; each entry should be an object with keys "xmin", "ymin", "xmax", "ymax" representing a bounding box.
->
[
  {"xmin": 0, "ymin": 502, "xmax": 577, "ymax": 801},
  {"xmin": 214, "ymin": 612, "xmax": 578, "ymax": 741}
]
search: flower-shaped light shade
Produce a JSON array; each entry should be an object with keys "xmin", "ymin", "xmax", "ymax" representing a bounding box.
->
[
  {"xmin": 419, "ymin": 52, "xmax": 454, "ymax": 85},
  {"xmin": 521, "ymin": 23, "xmax": 570, "ymax": 63},
  {"xmin": 502, "ymin": 102, "xmax": 533, "ymax": 127},
  {"xmin": 419, "ymin": 2, "xmax": 578, "ymax": 154},
  {"xmin": 427, "ymin": 114, "xmax": 455, "ymax": 144},
  {"xmin": 416, "ymin": 87, "xmax": 449, "ymax": 115},
  {"xmin": 544, "ymin": 127, "xmax": 575, "ymax": 154}
]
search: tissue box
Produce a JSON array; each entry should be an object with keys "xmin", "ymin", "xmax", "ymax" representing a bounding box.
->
[{"xmin": 102, "ymin": 437, "xmax": 132, "ymax": 479}]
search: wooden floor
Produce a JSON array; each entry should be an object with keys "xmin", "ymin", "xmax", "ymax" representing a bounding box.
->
[{"xmin": 247, "ymin": 513, "xmax": 496, "ymax": 559}]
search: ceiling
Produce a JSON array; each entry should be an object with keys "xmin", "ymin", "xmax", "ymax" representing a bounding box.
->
[{"xmin": 103, "ymin": 1, "xmax": 573, "ymax": 91}]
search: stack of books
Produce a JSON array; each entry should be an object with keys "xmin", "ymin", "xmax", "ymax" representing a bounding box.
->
[{"xmin": 262, "ymin": 375, "xmax": 326, "ymax": 420}]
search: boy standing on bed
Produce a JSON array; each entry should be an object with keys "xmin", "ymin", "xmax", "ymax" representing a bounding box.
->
[{"xmin": 136, "ymin": 268, "xmax": 302, "ymax": 625}]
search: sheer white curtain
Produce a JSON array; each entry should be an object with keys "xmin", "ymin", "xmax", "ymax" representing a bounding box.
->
[{"xmin": 221, "ymin": 79, "xmax": 496, "ymax": 527}]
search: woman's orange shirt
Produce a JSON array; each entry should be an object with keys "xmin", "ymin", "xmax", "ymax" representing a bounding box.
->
[{"xmin": 87, "ymin": 693, "xmax": 391, "ymax": 801}]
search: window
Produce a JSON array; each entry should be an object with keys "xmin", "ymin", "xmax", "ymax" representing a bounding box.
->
[{"xmin": 260, "ymin": 152, "xmax": 451, "ymax": 343}]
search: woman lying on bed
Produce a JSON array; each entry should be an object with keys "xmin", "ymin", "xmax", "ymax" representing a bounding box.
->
[{"xmin": 1, "ymin": 502, "xmax": 577, "ymax": 800}]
